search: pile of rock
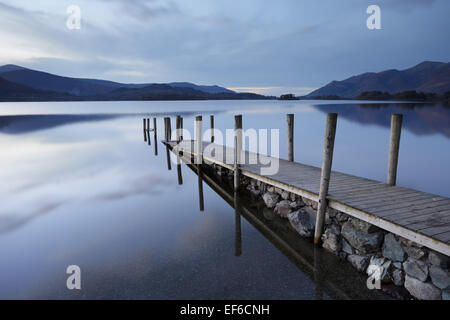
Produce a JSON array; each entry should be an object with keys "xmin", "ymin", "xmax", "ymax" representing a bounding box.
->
[{"xmin": 214, "ymin": 165, "xmax": 450, "ymax": 300}]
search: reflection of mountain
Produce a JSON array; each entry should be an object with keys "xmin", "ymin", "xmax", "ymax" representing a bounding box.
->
[
  {"xmin": 314, "ymin": 103, "xmax": 450, "ymax": 138},
  {"xmin": 0, "ymin": 114, "xmax": 120, "ymax": 134}
]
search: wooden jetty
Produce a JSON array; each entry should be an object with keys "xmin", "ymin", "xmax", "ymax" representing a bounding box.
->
[{"xmin": 161, "ymin": 113, "xmax": 450, "ymax": 257}]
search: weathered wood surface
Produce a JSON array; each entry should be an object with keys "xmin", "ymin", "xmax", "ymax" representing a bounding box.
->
[{"xmin": 166, "ymin": 140, "xmax": 450, "ymax": 256}]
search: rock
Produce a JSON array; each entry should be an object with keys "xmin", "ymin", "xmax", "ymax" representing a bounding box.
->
[
  {"xmin": 288, "ymin": 207, "xmax": 316, "ymax": 237},
  {"xmin": 382, "ymin": 234, "xmax": 406, "ymax": 262},
  {"xmin": 336, "ymin": 212, "xmax": 348, "ymax": 223},
  {"xmin": 347, "ymin": 218, "xmax": 380, "ymax": 233},
  {"xmin": 341, "ymin": 220, "xmax": 384, "ymax": 254},
  {"xmin": 347, "ymin": 254, "xmax": 369, "ymax": 272},
  {"xmin": 402, "ymin": 245, "xmax": 426, "ymax": 260},
  {"xmin": 342, "ymin": 238, "xmax": 354, "ymax": 254},
  {"xmin": 367, "ymin": 257, "xmax": 392, "ymax": 283},
  {"xmin": 262, "ymin": 192, "xmax": 279, "ymax": 208},
  {"xmin": 274, "ymin": 200, "xmax": 291, "ymax": 218},
  {"xmin": 321, "ymin": 225, "xmax": 341, "ymax": 253},
  {"xmin": 289, "ymin": 193, "xmax": 297, "ymax": 202},
  {"xmin": 274, "ymin": 187, "xmax": 283, "ymax": 195},
  {"xmin": 266, "ymin": 186, "xmax": 275, "ymax": 193},
  {"xmin": 302, "ymin": 198, "xmax": 318, "ymax": 210},
  {"xmin": 393, "ymin": 262, "xmax": 402, "ymax": 270},
  {"xmin": 392, "ymin": 269, "xmax": 405, "ymax": 286},
  {"xmin": 428, "ymin": 251, "xmax": 449, "ymax": 268},
  {"xmin": 289, "ymin": 201, "xmax": 298, "ymax": 209},
  {"xmin": 327, "ymin": 208, "xmax": 338, "ymax": 218},
  {"xmin": 281, "ymin": 191, "xmax": 290, "ymax": 200},
  {"xmin": 429, "ymin": 266, "xmax": 450, "ymax": 290},
  {"xmin": 404, "ymin": 275, "xmax": 441, "ymax": 300},
  {"xmin": 403, "ymin": 258, "xmax": 429, "ymax": 282}
]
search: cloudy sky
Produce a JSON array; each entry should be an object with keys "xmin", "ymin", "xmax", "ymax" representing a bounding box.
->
[{"xmin": 0, "ymin": 0, "xmax": 449, "ymax": 95}]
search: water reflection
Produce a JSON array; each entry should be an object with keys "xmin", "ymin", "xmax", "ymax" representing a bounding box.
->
[
  {"xmin": 314, "ymin": 103, "xmax": 450, "ymax": 138},
  {"xmin": 173, "ymin": 148, "xmax": 390, "ymax": 300}
]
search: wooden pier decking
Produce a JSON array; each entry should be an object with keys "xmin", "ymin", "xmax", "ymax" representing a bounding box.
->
[{"xmin": 166, "ymin": 139, "xmax": 450, "ymax": 257}]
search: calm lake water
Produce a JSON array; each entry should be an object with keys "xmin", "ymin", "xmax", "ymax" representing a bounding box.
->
[{"xmin": 0, "ymin": 100, "xmax": 448, "ymax": 299}]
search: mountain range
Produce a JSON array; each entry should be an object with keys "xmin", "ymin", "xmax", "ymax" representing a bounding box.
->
[
  {"xmin": 0, "ymin": 65, "xmax": 263, "ymax": 101},
  {"xmin": 307, "ymin": 61, "xmax": 450, "ymax": 98}
]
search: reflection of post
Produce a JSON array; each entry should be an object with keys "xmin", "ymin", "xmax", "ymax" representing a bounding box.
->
[
  {"xmin": 234, "ymin": 192, "xmax": 242, "ymax": 257},
  {"xmin": 164, "ymin": 117, "xmax": 172, "ymax": 171},
  {"xmin": 153, "ymin": 117, "xmax": 158, "ymax": 156},
  {"xmin": 176, "ymin": 115, "xmax": 183, "ymax": 185},
  {"xmin": 210, "ymin": 115, "xmax": 214, "ymax": 143},
  {"xmin": 314, "ymin": 113, "xmax": 338, "ymax": 245},
  {"xmin": 143, "ymin": 118, "xmax": 147, "ymax": 142},
  {"xmin": 313, "ymin": 246, "xmax": 323, "ymax": 300},
  {"xmin": 287, "ymin": 114, "xmax": 294, "ymax": 162},
  {"xmin": 198, "ymin": 166, "xmax": 204, "ymax": 211},
  {"xmin": 387, "ymin": 114, "xmax": 403, "ymax": 186},
  {"xmin": 234, "ymin": 115, "xmax": 242, "ymax": 192}
]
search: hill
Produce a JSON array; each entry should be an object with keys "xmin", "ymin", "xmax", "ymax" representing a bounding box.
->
[{"xmin": 307, "ymin": 61, "xmax": 450, "ymax": 98}]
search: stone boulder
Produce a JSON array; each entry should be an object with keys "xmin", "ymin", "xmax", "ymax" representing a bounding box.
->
[
  {"xmin": 402, "ymin": 245, "xmax": 426, "ymax": 260},
  {"xmin": 404, "ymin": 275, "xmax": 441, "ymax": 300},
  {"xmin": 281, "ymin": 191, "xmax": 290, "ymax": 200},
  {"xmin": 274, "ymin": 200, "xmax": 292, "ymax": 218},
  {"xmin": 403, "ymin": 258, "xmax": 429, "ymax": 282},
  {"xmin": 262, "ymin": 192, "xmax": 279, "ymax": 209},
  {"xmin": 288, "ymin": 207, "xmax": 316, "ymax": 238},
  {"xmin": 382, "ymin": 234, "xmax": 406, "ymax": 262},
  {"xmin": 428, "ymin": 251, "xmax": 449, "ymax": 268},
  {"xmin": 392, "ymin": 269, "xmax": 405, "ymax": 286},
  {"xmin": 429, "ymin": 266, "xmax": 450, "ymax": 290},
  {"xmin": 302, "ymin": 198, "xmax": 318, "ymax": 210},
  {"xmin": 341, "ymin": 219, "xmax": 383, "ymax": 254},
  {"xmin": 342, "ymin": 238, "xmax": 354, "ymax": 255},
  {"xmin": 347, "ymin": 254, "xmax": 369, "ymax": 273},
  {"xmin": 321, "ymin": 225, "xmax": 341, "ymax": 253}
]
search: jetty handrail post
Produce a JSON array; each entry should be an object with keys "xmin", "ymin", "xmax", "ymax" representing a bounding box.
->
[
  {"xmin": 143, "ymin": 118, "xmax": 147, "ymax": 142},
  {"xmin": 314, "ymin": 113, "xmax": 338, "ymax": 245},
  {"xmin": 153, "ymin": 117, "xmax": 158, "ymax": 155},
  {"xmin": 287, "ymin": 114, "xmax": 294, "ymax": 162},
  {"xmin": 164, "ymin": 117, "xmax": 172, "ymax": 170},
  {"xmin": 210, "ymin": 115, "xmax": 215, "ymax": 143},
  {"xmin": 176, "ymin": 115, "xmax": 182, "ymax": 143},
  {"xmin": 147, "ymin": 118, "xmax": 151, "ymax": 145},
  {"xmin": 195, "ymin": 116, "xmax": 203, "ymax": 165},
  {"xmin": 387, "ymin": 114, "xmax": 403, "ymax": 186},
  {"xmin": 234, "ymin": 115, "xmax": 243, "ymax": 192}
]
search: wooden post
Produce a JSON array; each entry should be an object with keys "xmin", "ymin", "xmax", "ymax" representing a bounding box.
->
[
  {"xmin": 314, "ymin": 113, "xmax": 338, "ymax": 245},
  {"xmin": 387, "ymin": 114, "xmax": 403, "ymax": 186},
  {"xmin": 153, "ymin": 118, "xmax": 158, "ymax": 156},
  {"xmin": 143, "ymin": 118, "xmax": 147, "ymax": 142},
  {"xmin": 234, "ymin": 115, "xmax": 242, "ymax": 192},
  {"xmin": 195, "ymin": 116, "xmax": 203, "ymax": 164},
  {"xmin": 287, "ymin": 114, "xmax": 294, "ymax": 162},
  {"xmin": 146, "ymin": 118, "xmax": 151, "ymax": 146},
  {"xmin": 210, "ymin": 115, "xmax": 215, "ymax": 143},
  {"xmin": 176, "ymin": 115, "xmax": 182, "ymax": 142},
  {"xmin": 198, "ymin": 166, "xmax": 204, "ymax": 211},
  {"xmin": 164, "ymin": 117, "xmax": 172, "ymax": 170}
]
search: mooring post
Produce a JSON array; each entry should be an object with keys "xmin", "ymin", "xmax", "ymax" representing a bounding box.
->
[
  {"xmin": 387, "ymin": 114, "xmax": 403, "ymax": 186},
  {"xmin": 147, "ymin": 118, "xmax": 151, "ymax": 146},
  {"xmin": 153, "ymin": 117, "xmax": 158, "ymax": 156},
  {"xmin": 164, "ymin": 117, "xmax": 172, "ymax": 170},
  {"xmin": 314, "ymin": 113, "xmax": 338, "ymax": 245},
  {"xmin": 210, "ymin": 115, "xmax": 215, "ymax": 143},
  {"xmin": 287, "ymin": 114, "xmax": 294, "ymax": 162},
  {"xmin": 143, "ymin": 118, "xmax": 147, "ymax": 142},
  {"xmin": 195, "ymin": 116, "xmax": 203, "ymax": 165},
  {"xmin": 176, "ymin": 115, "xmax": 182, "ymax": 142},
  {"xmin": 234, "ymin": 115, "xmax": 243, "ymax": 192}
]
